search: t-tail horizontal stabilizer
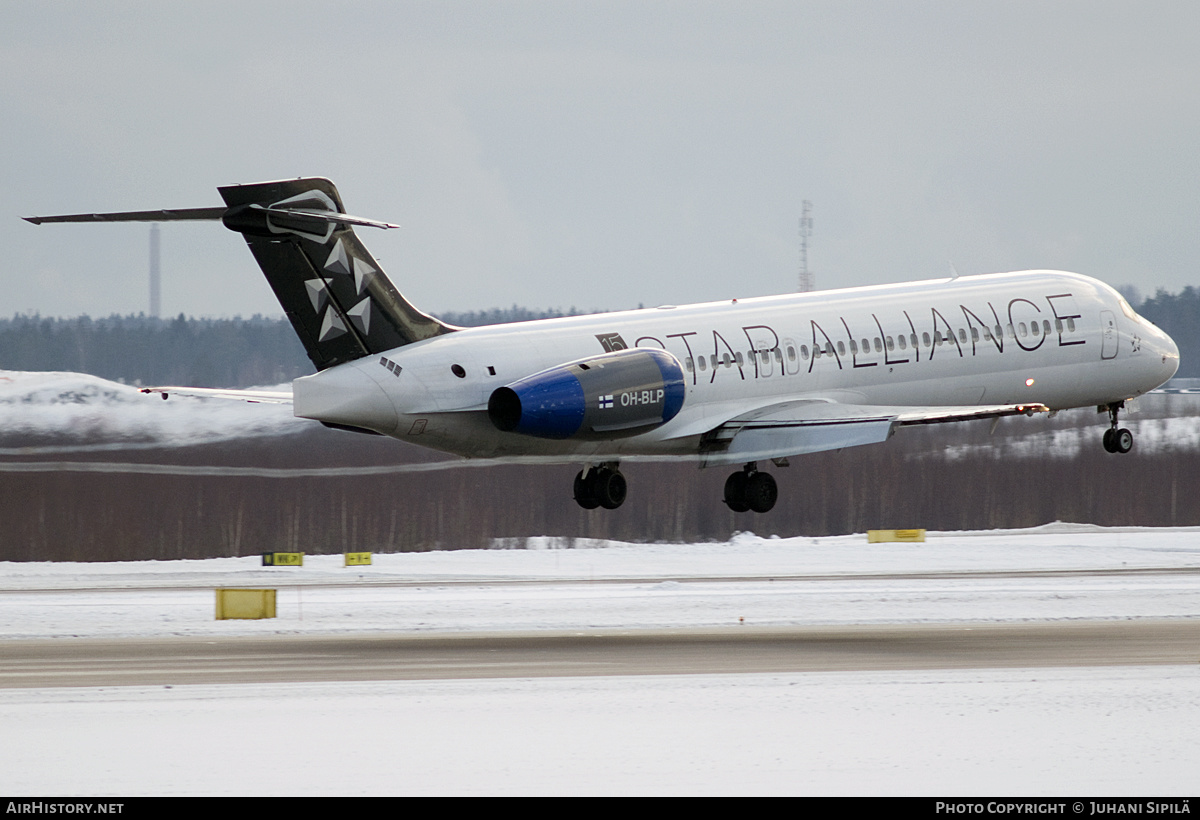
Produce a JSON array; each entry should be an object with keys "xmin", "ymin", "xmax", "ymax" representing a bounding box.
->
[{"xmin": 24, "ymin": 178, "xmax": 456, "ymax": 371}]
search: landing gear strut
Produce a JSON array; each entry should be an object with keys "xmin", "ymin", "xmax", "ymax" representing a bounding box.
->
[
  {"xmin": 723, "ymin": 463, "xmax": 778, "ymax": 513},
  {"xmin": 1102, "ymin": 402, "xmax": 1133, "ymax": 454},
  {"xmin": 574, "ymin": 463, "xmax": 627, "ymax": 510}
]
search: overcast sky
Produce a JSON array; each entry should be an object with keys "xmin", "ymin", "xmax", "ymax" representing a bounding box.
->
[{"xmin": 3, "ymin": 1, "xmax": 1198, "ymax": 319}]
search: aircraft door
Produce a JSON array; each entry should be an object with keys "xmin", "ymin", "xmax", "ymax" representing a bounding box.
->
[{"xmin": 1100, "ymin": 310, "xmax": 1118, "ymax": 360}]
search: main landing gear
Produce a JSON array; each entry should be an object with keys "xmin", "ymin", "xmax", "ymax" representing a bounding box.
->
[
  {"xmin": 571, "ymin": 461, "xmax": 779, "ymax": 513},
  {"xmin": 574, "ymin": 463, "xmax": 627, "ymax": 510},
  {"xmin": 1102, "ymin": 402, "xmax": 1133, "ymax": 454},
  {"xmin": 723, "ymin": 463, "xmax": 778, "ymax": 513}
]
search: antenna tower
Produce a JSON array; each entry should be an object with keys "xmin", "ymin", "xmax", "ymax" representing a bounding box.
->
[
  {"xmin": 149, "ymin": 224, "xmax": 160, "ymax": 318},
  {"xmin": 797, "ymin": 201, "xmax": 814, "ymax": 292}
]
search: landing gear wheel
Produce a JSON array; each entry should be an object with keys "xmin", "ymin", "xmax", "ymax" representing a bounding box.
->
[
  {"xmin": 1102, "ymin": 403, "xmax": 1133, "ymax": 455},
  {"xmin": 745, "ymin": 472, "xmax": 778, "ymax": 513},
  {"xmin": 573, "ymin": 466, "xmax": 626, "ymax": 510},
  {"xmin": 593, "ymin": 467, "xmax": 627, "ymax": 510},
  {"xmin": 573, "ymin": 470, "xmax": 600, "ymax": 509},
  {"xmin": 724, "ymin": 466, "xmax": 777, "ymax": 513},
  {"xmin": 1115, "ymin": 427, "xmax": 1133, "ymax": 454},
  {"xmin": 723, "ymin": 472, "xmax": 750, "ymax": 512}
]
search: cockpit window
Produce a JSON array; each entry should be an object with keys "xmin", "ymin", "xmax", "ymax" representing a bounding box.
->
[{"xmin": 1118, "ymin": 298, "xmax": 1139, "ymax": 322}]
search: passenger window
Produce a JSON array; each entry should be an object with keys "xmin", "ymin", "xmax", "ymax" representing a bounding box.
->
[
  {"xmin": 837, "ymin": 342, "xmax": 846, "ymax": 356},
  {"xmin": 787, "ymin": 345, "xmax": 796, "ymax": 362},
  {"xmin": 922, "ymin": 332, "xmax": 931, "ymax": 347},
  {"xmin": 850, "ymin": 340, "xmax": 859, "ymax": 355},
  {"xmin": 685, "ymin": 358, "xmax": 694, "ymax": 371},
  {"xmin": 898, "ymin": 336, "xmax": 907, "ymax": 351},
  {"xmin": 1043, "ymin": 320, "xmax": 1052, "ymax": 335},
  {"xmin": 1067, "ymin": 318, "xmax": 1076, "ymax": 332},
  {"xmin": 958, "ymin": 329, "xmax": 967, "ymax": 344},
  {"xmin": 874, "ymin": 338, "xmax": 882, "ymax": 353},
  {"xmin": 886, "ymin": 336, "xmax": 895, "ymax": 351},
  {"xmin": 1031, "ymin": 322, "xmax": 1040, "ymax": 336},
  {"xmin": 1019, "ymin": 323, "xmax": 1027, "ymax": 337},
  {"xmin": 971, "ymin": 328, "xmax": 980, "ymax": 342},
  {"xmin": 801, "ymin": 345, "xmax": 809, "ymax": 360},
  {"xmin": 698, "ymin": 356, "xmax": 707, "ymax": 371}
]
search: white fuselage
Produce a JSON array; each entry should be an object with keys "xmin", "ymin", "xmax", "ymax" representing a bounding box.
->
[{"xmin": 293, "ymin": 270, "xmax": 1179, "ymax": 461}]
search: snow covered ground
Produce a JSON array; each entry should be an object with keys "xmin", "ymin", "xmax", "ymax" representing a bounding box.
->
[
  {"xmin": 2, "ymin": 368, "xmax": 1199, "ymax": 458},
  {"xmin": 2, "ymin": 524, "xmax": 1200, "ymax": 638},
  {"xmin": 0, "ymin": 370, "xmax": 302, "ymax": 452},
  {"xmin": 1, "ymin": 525, "xmax": 1198, "ymax": 795},
  {"xmin": 2, "ymin": 371, "xmax": 1198, "ymax": 794}
]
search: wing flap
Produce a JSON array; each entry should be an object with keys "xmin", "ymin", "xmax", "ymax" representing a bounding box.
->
[{"xmin": 699, "ymin": 399, "xmax": 1048, "ymax": 466}]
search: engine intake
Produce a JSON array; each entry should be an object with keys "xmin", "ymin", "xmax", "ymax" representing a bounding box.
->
[{"xmin": 488, "ymin": 348, "xmax": 685, "ymax": 440}]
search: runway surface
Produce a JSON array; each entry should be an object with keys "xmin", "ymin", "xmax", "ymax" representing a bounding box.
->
[
  {"xmin": 5, "ymin": 619, "xmax": 1199, "ymax": 688},
  {"xmin": 3, "ymin": 528, "xmax": 1198, "ymax": 794}
]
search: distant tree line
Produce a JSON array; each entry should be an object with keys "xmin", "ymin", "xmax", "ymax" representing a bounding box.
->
[
  {"xmin": 1135, "ymin": 287, "xmax": 1200, "ymax": 377},
  {"xmin": 1, "ymin": 403, "xmax": 1197, "ymax": 561},
  {"xmin": 0, "ymin": 306, "xmax": 595, "ymax": 387},
  {"xmin": 437, "ymin": 304, "xmax": 599, "ymax": 328},
  {"xmin": 1, "ymin": 290, "xmax": 1197, "ymax": 559},
  {"xmin": 0, "ymin": 285, "xmax": 1194, "ymax": 388},
  {"xmin": 0, "ymin": 314, "xmax": 311, "ymax": 387}
]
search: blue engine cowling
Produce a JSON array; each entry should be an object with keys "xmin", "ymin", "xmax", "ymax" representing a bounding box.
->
[{"xmin": 488, "ymin": 348, "xmax": 686, "ymax": 440}]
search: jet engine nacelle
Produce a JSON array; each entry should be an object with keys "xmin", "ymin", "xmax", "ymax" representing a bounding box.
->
[{"xmin": 488, "ymin": 348, "xmax": 686, "ymax": 440}]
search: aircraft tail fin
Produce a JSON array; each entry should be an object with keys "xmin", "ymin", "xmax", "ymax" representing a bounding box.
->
[
  {"xmin": 25, "ymin": 177, "xmax": 457, "ymax": 372},
  {"xmin": 217, "ymin": 178, "xmax": 456, "ymax": 370}
]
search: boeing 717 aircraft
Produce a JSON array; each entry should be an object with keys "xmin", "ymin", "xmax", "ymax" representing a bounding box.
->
[{"xmin": 25, "ymin": 178, "xmax": 1180, "ymax": 512}]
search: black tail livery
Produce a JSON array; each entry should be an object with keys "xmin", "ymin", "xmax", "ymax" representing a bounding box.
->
[{"xmin": 25, "ymin": 178, "xmax": 457, "ymax": 370}]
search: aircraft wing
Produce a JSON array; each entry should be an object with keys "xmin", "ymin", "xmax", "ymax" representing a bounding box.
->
[
  {"xmin": 139, "ymin": 386, "xmax": 293, "ymax": 404},
  {"xmin": 697, "ymin": 399, "xmax": 1049, "ymax": 466}
]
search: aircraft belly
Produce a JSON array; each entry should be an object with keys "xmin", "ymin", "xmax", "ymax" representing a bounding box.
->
[{"xmin": 386, "ymin": 409, "xmax": 698, "ymax": 461}]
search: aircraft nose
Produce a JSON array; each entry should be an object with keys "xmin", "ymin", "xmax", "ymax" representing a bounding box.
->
[
  {"xmin": 1149, "ymin": 325, "xmax": 1180, "ymax": 387},
  {"xmin": 1163, "ymin": 330, "xmax": 1180, "ymax": 377}
]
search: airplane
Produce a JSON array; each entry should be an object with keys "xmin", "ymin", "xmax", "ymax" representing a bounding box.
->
[{"xmin": 24, "ymin": 177, "xmax": 1180, "ymax": 513}]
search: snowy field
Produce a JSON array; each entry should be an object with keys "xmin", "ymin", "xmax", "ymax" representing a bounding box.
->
[
  {"xmin": 0, "ymin": 370, "xmax": 303, "ymax": 452},
  {"xmin": 1, "ymin": 524, "xmax": 1198, "ymax": 796},
  {"xmin": 2, "ymin": 371, "xmax": 1198, "ymax": 794},
  {"xmin": 3, "ymin": 524, "xmax": 1200, "ymax": 638},
  {"xmin": 2, "ymin": 368, "xmax": 1200, "ymax": 458}
]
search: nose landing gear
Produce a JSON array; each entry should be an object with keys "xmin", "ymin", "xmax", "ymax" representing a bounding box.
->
[{"xmin": 1102, "ymin": 402, "xmax": 1133, "ymax": 454}]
